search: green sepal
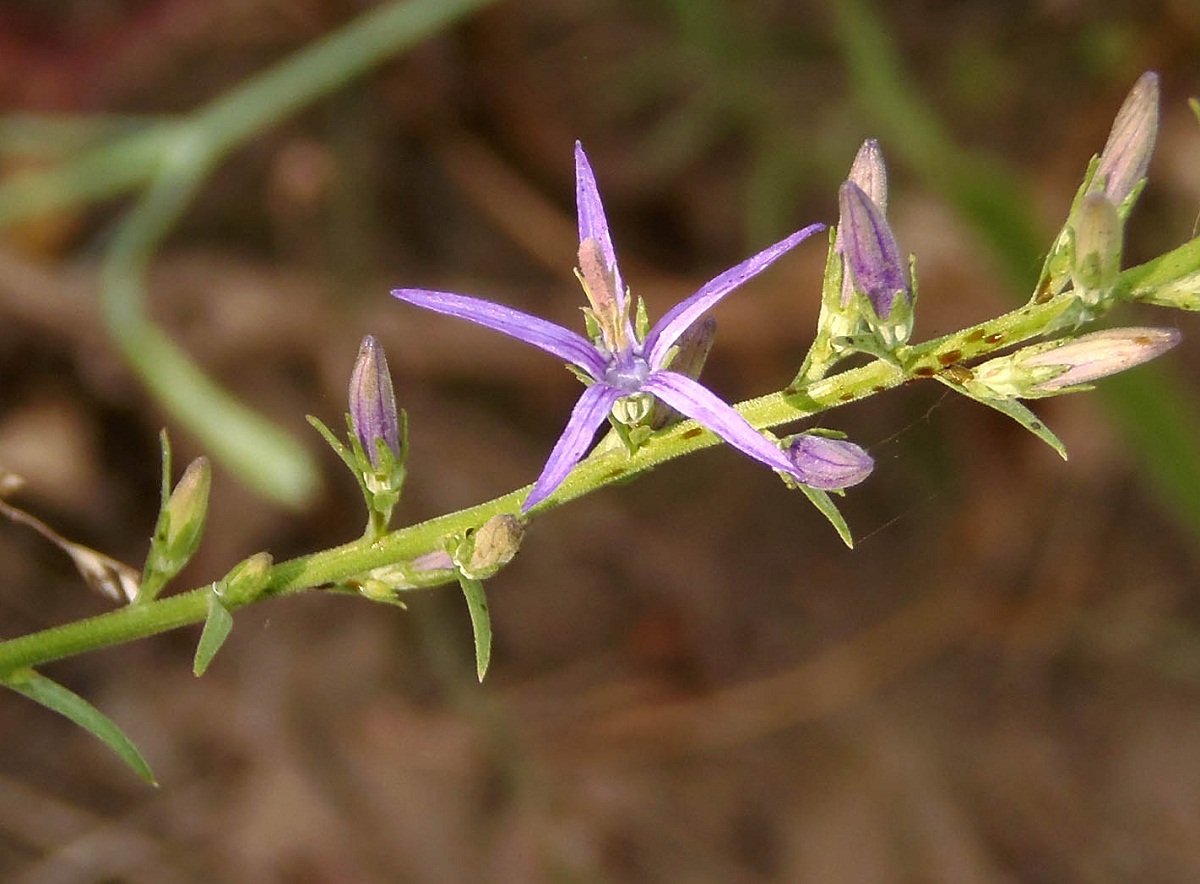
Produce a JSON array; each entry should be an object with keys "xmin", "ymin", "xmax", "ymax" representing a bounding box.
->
[
  {"xmin": 581, "ymin": 306, "xmax": 602, "ymax": 344},
  {"xmin": 138, "ymin": 431, "xmax": 175, "ymax": 603},
  {"xmin": 307, "ymin": 412, "xmax": 407, "ymax": 538},
  {"xmin": 796, "ymin": 485, "xmax": 854, "ymax": 549},
  {"xmin": 634, "ymin": 296, "xmax": 651, "ymax": 340},
  {"xmin": 307, "ymin": 414, "xmax": 357, "ymax": 474},
  {"xmin": 796, "ymin": 228, "xmax": 850, "ymax": 384},
  {"xmin": 3, "ymin": 668, "xmax": 156, "ymax": 785},
  {"xmin": 157, "ymin": 429, "xmax": 173, "ymax": 516},
  {"xmin": 937, "ymin": 375, "xmax": 1069, "ymax": 460},
  {"xmin": 457, "ymin": 575, "xmax": 492, "ymax": 682},
  {"xmin": 193, "ymin": 588, "xmax": 234, "ymax": 676}
]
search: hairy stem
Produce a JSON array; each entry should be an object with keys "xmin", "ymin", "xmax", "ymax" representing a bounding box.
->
[{"xmin": 4, "ymin": 239, "xmax": 1195, "ymax": 675}]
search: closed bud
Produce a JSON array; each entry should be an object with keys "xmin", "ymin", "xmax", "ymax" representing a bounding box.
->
[
  {"xmin": 839, "ymin": 181, "xmax": 907, "ymax": 317},
  {"xmin": 783, "ymin": 434, "xmax": 874, "ymax": 490},
  {"xmin": 838, "ymin": 140, "xmax": 890, "ymax": 311},
  {"xmin": 1093, "ymin": 71, "xmax": 1159, "ymax": 207},
  {"xmin": 349, "ymin": 335, "xmax": 402, "ymax": 469},
  {"xmin": 972, "ymin": 327, "xmax": 1181, "ymax": 398},
  {"xmin": 141, "ymin": 456, "xmax": 211, "ymax": 601},
  {"xmin": 161, "ymin": 458, "xmax": 211, "ymax": 567},
  {"xmin": 454, "ymin": 514, "xmax": 525, "ymax": 581},
  {"xmin": 218, "ymin": 552, "xmax": 273, "ymax": 605},
  {"xmin": 838, "ymin": 180, "xmax": 912, "ymax": 347},
  {"xmin": 1025, "ymin": 327, "xmax": 1180, "ymax": 393}
]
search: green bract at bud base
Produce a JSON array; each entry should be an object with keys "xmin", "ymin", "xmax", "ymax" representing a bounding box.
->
[
  {"xmin": 1071, "ymin": 193, "xmax": 1123, "ymax": 305},
  {"xmin": 141, "ymin": 447, "xmax": 212, "ymax": 604},
  {"xmin": 968, "ymin": 327, "xmax": 1181, "ymax": 399}
]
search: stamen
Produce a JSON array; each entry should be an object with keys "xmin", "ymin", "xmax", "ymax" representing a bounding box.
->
[{"xmin": 578, "ymin": 238, "xmax": 624, "ymax": 349}]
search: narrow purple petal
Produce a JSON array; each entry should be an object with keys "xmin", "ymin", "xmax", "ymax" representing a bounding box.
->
[
  {"xmin": 645, "ymin": 223, "xmax": 825, "ymax": 366},
  {"xmin": 392, "ymin": 288, "xmax": 606, "ymax": 377},
  {"xmin": 575, "ymin": 142, "xmax": 625, "ymax": 307},
  {"xmin": 784, "ymin": 435, "xmax": 873, "ymax": 489},
  {"xmin": 640, "ymin": 371, "xmax": 800, "ymax": 477},
  {"xmin": 523, "ymin": 382, "xmax": 625, "ymax": 511}
]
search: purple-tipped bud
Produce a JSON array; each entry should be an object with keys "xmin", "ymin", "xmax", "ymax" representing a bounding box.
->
[
  {"xmin": 1025, "ymin": 327, "xmax": 1180, "ymax": 393},
  {"xmin": 784, "ymin": 434, "xmax": 874, "ymax": 490},
  {"xmin": 847, "ymin": 138, "xmax": 888, "ymax": 212},
  {"xmin": 349, "ymin": 335, "xmax": 402, "ymax": 468},
  {"xmin": 973, "ymin": 327, "xmax": 1181, "ymax": 397},
  {"xmin": 1093, "ymin": 71, "xmax": 1159, "ymax": 206},
  {"xmin": 838, "ymin": 180, "xmax": 908, "ymax": 320}
]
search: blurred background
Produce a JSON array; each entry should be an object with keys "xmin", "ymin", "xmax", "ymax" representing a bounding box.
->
[{"xmin": 0, "ymin": 0, "xmax": 1199, "ymax": 880}]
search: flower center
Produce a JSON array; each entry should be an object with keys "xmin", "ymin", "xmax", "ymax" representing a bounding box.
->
[{"xmin": 603, "ymin": 352, "xmax": 650, "ymax": 392}]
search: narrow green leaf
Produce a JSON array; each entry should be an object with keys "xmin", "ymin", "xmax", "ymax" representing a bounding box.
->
[
  {"xmin": 457, "ymin": 575, "xmax": 492, "ymax": 682},
  {"xmin": 193, "ymin": 588, "xmax": 234, "ymax": 676},
  {"xmin": 4, "ymin": 668, "xmax": 156, "ymax": 785},
  {"xmin": 798, "ymin": 485, "xmax": 855, "ymax": 548},
  {"xmin": 939, "ymin": 376, "xmax": 1068, "ymax": 460}
]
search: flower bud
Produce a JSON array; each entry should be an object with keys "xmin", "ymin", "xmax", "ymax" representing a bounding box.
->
[
  {"xmin": 1026, "ymin": 327, "xmax": 1180, "ymax": 393},
  {"xmin": 141, "ymin": 456, "xmax": 211, "ymax": 601},
  {"xmin": 349, "ymin": 335, "xmax": 402, "ymax": 469},
  {"xmin": 1092, "ymin": 71, "xmax": 1159, "ymax": 207},
  {"xmin": 783, "ymin": 434, "xmax": 874, "ymax": 490},
  {"xmin": 218, "ymin": 551, "xmax": 273, "ymax": 605},
  {"xmin": 454, "ymin": 514, "xmax": 525, "ymax": 581},
  {"xmin": 972, "ymin": 327, "xmax": 1180, "ymax": 398},
  {"xmin": 167, "ymin": 457, "xmax": 211, "ymax": 536},
  {"xmin": 838, "ymin": 180, "xmax": 909, "ymax": 323},
  {"xmin": 161, "ymin": 457, "xmax": 211, "ymax": 566}
]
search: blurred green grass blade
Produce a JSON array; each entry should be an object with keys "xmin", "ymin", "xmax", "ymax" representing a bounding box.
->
[
  {"xmin": 0, "ymin": 0, "xmax": 500, "ymax": 507},
  {"xmin": 1103, "ymin": 370, "xmax": 1200, "ymax": 537},
  {"xmin": 126, "ymin": 324, "xmax": 320, "ymax": 507},
  {"xmin": 4, "ymin": 668, "xmax": 156, "ymax": 785},
  {"xmin": 832, "ymin": 0, "xmax": 1200, "ymax": 541}
]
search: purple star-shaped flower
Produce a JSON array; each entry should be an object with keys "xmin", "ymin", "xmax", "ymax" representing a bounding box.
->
[{"xmin": 393, "ymin": 142, "xmax": 824, "ymax": 510}]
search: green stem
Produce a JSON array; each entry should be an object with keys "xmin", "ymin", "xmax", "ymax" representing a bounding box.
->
[{"xmin": 8, "ymin": 239, "xmax": 1196, "ymax": 676}]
